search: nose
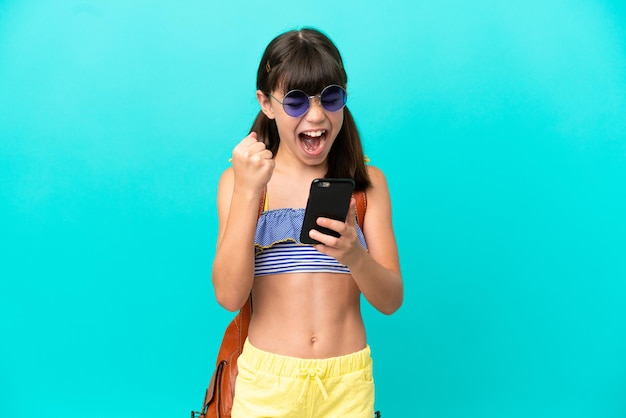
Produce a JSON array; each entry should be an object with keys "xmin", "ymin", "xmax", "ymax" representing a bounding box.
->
[{"xmin": 305, "ymin": 96, "xmax": 325, "ymax": 121}]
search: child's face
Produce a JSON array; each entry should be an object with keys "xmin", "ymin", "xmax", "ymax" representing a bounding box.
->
[{"xmin": 258, "ymin": 87, "xmax": 344, "ymax": 167}]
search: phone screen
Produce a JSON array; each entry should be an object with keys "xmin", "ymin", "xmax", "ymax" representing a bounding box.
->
[{"xmin": 299, "ymin": 178, "xmax": 355, "ymax": 244}]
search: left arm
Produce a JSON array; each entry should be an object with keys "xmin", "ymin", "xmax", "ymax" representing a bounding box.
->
[{"xmin": 309, "ymin": 166, "xmax": 403, "ymax": 315}]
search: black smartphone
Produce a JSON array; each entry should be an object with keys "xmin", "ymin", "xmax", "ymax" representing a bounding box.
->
[{"xmin": 299, "ymin": 178, "xmax": 355, "ymax": 245}]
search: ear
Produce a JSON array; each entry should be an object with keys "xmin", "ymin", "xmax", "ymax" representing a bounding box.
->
[{"xmin": 256, "ymin": 90, "xmax": 275, "ymax": 120}]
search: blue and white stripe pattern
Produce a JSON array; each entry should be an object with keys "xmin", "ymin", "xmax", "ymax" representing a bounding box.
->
[{"xmin": 254, "ymin": 208, "xmax": 368, "ymax": 277}]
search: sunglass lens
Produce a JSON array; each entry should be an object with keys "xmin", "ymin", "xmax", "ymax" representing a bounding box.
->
[
  {"xmin": 321, "ymin": 85, "xmax": 347, "ymax": 112},
  {"xmin": 282, "ymin": 90, "xmax": 309, "ymax": 117}
]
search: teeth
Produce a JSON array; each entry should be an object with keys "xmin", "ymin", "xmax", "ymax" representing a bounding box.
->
[{"xmin": 302, "ymin": 130, "xmax": 325, "ymax": 137}]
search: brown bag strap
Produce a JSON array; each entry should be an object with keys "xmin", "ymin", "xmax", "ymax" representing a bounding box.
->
[
  {"xmin": 258, "ymin": 187, "xmax": 267, "ymax": 216},
  {"xmin": 239, "ymin": 296, "xmax": 252, "ymax": 341},
  {"xmin": 353, "ymin": 190, "xmax": 367, "ymax": 230}
]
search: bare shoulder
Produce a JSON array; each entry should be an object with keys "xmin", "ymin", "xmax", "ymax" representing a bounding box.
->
[
  {"xmin": 366, "ymin": 165, "xmax": 383, "ymax": 176},
  {"xmin": 218, "ymin": 166, "xmax": 234, "ymax": 186},
  {"xmin": 365, "ymin": 165, "xmax": 391, "ymax": 198},
  {"xmin": 216, "ymin": 166, "xmax": 235, "ymax": 213},
  {"xmin": 362, "ymin": 165, "xmax": 393, "ymax": 227},
  {"xmin": 217, "ymin": 166, "xmax": 234, "ymax": 196}
]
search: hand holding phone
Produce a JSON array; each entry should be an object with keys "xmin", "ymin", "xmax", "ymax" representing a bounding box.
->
[{"xmin": 299, "ymin": 178, "xmax": 355, "ymax": 245}]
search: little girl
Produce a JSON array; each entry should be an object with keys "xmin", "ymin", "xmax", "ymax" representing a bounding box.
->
[{"xmin": 212, "ymin": 27, "xmax": 403, "ymax": 418}]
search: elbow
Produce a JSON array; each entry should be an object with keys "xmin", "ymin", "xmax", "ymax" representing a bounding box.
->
[
  {"xmin": 214, "ymin": 290, "xmax": 247, "ymax": 312},
  {"xmin": 212, "ymin": 275, "xmax": 250, "ymax": 312},
  {"xmin": 381, "ymin": 297, "xmax": 403, "ymax": 315},
  {"xmin": 380, "ymin": 285, "xmax": 404, "ymax": 316},
  {"xmin": 212, "ymin": 264, "xmax": 252, "ymax": 312}
]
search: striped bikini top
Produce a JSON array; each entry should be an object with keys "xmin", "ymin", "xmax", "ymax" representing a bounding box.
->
[{"xmin": 254, "ymin": 193, "xmax": 368, "ymax": 277}]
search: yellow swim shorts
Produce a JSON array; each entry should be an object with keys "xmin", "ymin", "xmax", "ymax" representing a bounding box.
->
[{"xmin": 231, "ymin": 339, "xmax": 375, "ymax": 418}]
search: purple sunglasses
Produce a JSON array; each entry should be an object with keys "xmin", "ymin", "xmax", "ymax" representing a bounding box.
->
[{"xmin": 269, "ymin": 85, "xmax": 347, "ymax": 117}]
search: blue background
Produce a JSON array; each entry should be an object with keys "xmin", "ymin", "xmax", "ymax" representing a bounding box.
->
[{"xmin": 1, "ymin": 1, "xmax": 625, "ymax": 417}]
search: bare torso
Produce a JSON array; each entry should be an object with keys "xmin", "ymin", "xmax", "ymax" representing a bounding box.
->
[{"xmin": 248, "ymin": 271, "xmax": 367, "ymax": 359}]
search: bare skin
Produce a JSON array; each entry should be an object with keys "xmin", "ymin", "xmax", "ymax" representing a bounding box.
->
[{"xmin": 212, "ymin": 91, "xmax": 403, "ymax": 359}]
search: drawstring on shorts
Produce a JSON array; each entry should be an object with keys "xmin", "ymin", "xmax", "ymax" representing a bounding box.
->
[{"xmin": 297, "ymin": 367, "xmax": 329, "ymax": 402}]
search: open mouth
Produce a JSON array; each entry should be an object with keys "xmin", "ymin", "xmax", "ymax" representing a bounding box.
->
[{"xmin": 299, "ymin": 130, "xmax": 326, "ymax": 154}]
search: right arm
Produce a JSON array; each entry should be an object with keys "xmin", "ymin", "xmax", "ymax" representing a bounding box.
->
[{"xmin": 211, "ymin": 132, "xmax": 274, "ymax": 311}]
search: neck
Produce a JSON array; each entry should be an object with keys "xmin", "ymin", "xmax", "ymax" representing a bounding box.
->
[{"xmin": 273, "ymin": 150, "xmax": 328, "ymax": 179}]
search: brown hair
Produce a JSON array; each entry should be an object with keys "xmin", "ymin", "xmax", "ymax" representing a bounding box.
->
[{"xmin": 250, "ymin": 28, "xmax": 371, "ymax": 191}]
